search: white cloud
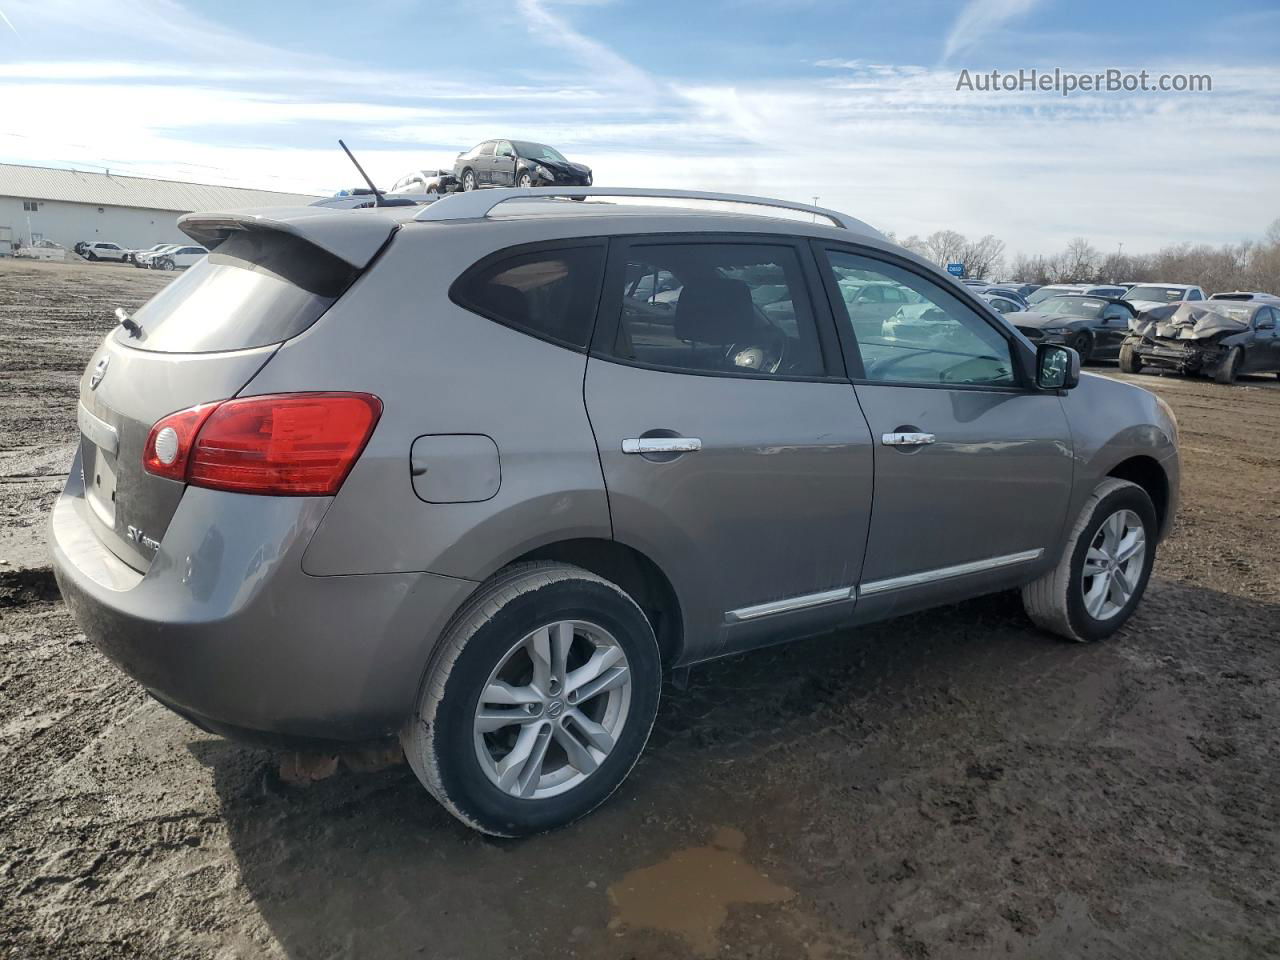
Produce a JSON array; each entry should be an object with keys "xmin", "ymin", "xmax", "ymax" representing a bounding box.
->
[
  {"xmin": 513, "ymin": 0, "xmax": 660, "ymax": 97},
  {"xmin": 943, "ymin": 0, "xmax": 1044, "ymax": 61},
  {"xmin": 1, "ymin": 3, "xmax": 1277, "ymax": 255}
]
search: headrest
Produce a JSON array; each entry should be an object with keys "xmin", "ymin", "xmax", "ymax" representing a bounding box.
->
[{"xmin": 674, "ymin": 277, "xmax": 757, "ymax": 345}]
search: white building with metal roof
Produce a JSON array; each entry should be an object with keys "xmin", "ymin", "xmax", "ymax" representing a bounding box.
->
[{"xmin": 0, "ymin": 163, "xmax": 318, "ymax": 255}]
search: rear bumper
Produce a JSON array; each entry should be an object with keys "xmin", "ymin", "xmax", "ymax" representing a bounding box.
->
[{"xmin": 49, "ymin": 456, "xmax": 477, "ymax": 745}]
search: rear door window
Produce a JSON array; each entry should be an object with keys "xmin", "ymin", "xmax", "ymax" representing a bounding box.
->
[
  {"xmin": 115, "ymin": 231, "xmax": 358, "ymax": 354},
  {"xmin": 605, "ymin": 242, "xmax": 826, "ymax": 378},
  {"xmin": 451, "ymin": 243, "xmax": 606, "ymax": 350}
]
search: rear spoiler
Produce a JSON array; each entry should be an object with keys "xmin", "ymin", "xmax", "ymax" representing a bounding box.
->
[{"xmin": 178, "ymin": 206, "xmax": 399, "ymax": 269}]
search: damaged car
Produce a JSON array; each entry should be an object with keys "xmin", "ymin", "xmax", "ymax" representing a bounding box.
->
[
  {"xmin": 453, "ymin": 140, "xmax": 592, "ymax": 192},
  {"xmin": 1120, "ymin": 300, "xmax": 1280, "ymax": 383},
  {"xmin": 1006, "ymin": 295, "xmax": 1136, "ymax": 362}
]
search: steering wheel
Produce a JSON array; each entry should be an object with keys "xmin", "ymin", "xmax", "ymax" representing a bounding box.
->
[{"xmin": 723, "ymin": 310, "xmax": 788, "ymax": 374}]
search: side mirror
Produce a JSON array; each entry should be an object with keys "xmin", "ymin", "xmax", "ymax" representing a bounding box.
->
[
  {"xmin": 1258, "ymin": 319, "xmax": 1276, "ymax": 330},
  {"xmin": 1037, "ymin": 343, "xmax": 1080, "ymax": 390}
]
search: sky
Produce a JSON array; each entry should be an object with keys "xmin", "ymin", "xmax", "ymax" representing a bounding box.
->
[{"xmin": 0, "ymin": 0, "xmax": 1278, "ymax": 256}]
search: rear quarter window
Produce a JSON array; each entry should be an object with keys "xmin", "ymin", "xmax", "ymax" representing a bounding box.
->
[
  {"xmin": 450, "ymin": 243, "xmax": 606, "ymax": 350},
  {"xmin": 116, "ymin": 231, "xmax": 358, "ymax": 354}
]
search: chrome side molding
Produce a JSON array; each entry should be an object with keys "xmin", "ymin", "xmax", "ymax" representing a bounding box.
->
[
  {"xmin": 726, "ymin": 586, "xmax": 854, "ymax": 623},
  {"xmin": 723, "ymin": 549, "xmax": 1045, "ymax": 624},
  {"xmin": 859, "ymin": 549, "xmax": 1044, "ymax": 596}
]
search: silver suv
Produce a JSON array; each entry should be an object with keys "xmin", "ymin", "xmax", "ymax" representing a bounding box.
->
[{"xmin": 51, "ymin": 188, "xmax": 1180, "ymax": 836}]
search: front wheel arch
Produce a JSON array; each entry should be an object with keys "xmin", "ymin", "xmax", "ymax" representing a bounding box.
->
[{"xmin": 1107, "ymin": 455, "xmax": 1170, "ymax": 536}]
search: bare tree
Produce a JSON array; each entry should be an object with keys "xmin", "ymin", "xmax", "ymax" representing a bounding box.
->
[
  {"xmin": 899, "ymin": 234, "xmax": 930, "ymax": 260},
  {"xmin": 960, "ymin": 234, "xmax": 1005, "ymax": 279},
  {"xmin": 1058, "ymin": 238, "xmax": 1101, "ymax": 282},
  {"xmin": 923, "ymin": 230, "xmax": 967, "ymax": 269}
]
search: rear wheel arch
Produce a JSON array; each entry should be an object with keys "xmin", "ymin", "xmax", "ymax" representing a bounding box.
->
[
  {"xmin": 510, "ymin": 538, "xmax": 685, "ymax": 669},
  {"xmin": 1106, "ymin": 455, "xmax": 1169, "ymax": 534}
]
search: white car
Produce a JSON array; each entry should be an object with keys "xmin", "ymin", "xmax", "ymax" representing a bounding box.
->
[
  {"xmin": 1122, "ymin": 282, "xmax": 1206, "ymax": 311},
  {"xmin": 134, "ymin": 244, "xmax": 179, "ymax": 268},
  {"xmin": 14, "ymin": 239, "xmax": 67, "ymax": 262},
  {"xmin": 150, "ymin": 244, "xmax": 208, "ymax": 270},
  {"xmin": 127, "ymin": 243, "xmax": 172, "ymax": 266},
  {"xmin": 82, "ymin": 241, "xmax": 128, "ymax": 263},
  {"xmin": 1027, "ymin": 283, "xmax": 1129, "ymax": 306}
]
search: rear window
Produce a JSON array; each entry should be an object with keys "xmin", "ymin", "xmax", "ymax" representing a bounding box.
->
[
  {"xmin": 451, "ymin": 244, "xmax": 605, "ymax": 350},
  {"xmin": 116, "ymin": 231, "xmax": 358, "ymax": 353}
]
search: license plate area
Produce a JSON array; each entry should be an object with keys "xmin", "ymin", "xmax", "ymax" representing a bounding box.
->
[{"xmin": 82, "ymin": 437, "xmax": 119, "ymax": 528}]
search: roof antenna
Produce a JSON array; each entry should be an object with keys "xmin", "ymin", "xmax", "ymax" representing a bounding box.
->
[{"xmin": 338, "ymin": 139, "xmax": 385, "ymax": 206}]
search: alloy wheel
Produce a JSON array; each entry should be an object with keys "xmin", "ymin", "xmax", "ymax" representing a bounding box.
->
[
  {"xmin": 473, "ymin": 620, "xmax": 632, "ymax": 800},
  {"xmin": 1081, "ymin": 508, "xmax": 1146, "ymax": 620}
]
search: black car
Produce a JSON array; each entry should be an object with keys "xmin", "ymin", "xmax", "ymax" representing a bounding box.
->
[
  {"xmin": 452, "ymin": 140, "xmax": 592, "ymax": 192},
  {"xmin": 1121, "ymin": 300, "xmax": 1280, "ymax": 384},
  {"xmin": 1006, "ymin": 295, "xmax": 1137, "ymax": 362}
]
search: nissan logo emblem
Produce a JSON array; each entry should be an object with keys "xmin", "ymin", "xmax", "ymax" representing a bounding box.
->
[{"xmin": 90, "ymin": 357, "xmax": 109, "ymax": 389}]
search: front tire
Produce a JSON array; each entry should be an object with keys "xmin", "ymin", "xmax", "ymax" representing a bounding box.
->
[
  {"xmin": 461, "ymin": 169, "xmax": 476, "ymax": 192},
  {"xmin": 1214, "ymin": 346, "xmax": 1242, "ymax": 385},
  {"xmin": 158, "ymin": 258, "xmax": 174, "ymax": 271},
  {"xmin": 1118, "ymin": 342, "xmax": 1142, "ymax": 373},
  {"xmin": 402, "ymin": 562, "xmax": 662, "ymax": 837},
  {"xmin": 518, "ymin": 172, "xmax": 534, "ymax": 188},
  {"xmin": 1021, "ymin": 478, "xmax": 1157, "ymax": 643},
  {"xmin": 1070, "ymin": 331, "xmax": 1094, "ymax": 364}
]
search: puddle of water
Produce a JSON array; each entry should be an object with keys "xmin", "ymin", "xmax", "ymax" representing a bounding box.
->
[{"xmin": 608, "ymin": 826, "xmax": 794, "ymax": 956}]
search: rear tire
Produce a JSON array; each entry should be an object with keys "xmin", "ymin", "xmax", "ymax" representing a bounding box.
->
[
  {"xmin": 1021, "ymin": 478, "xmax": 1157, "ymax": 643},
  {"xmin": 1118, "ymin": 343, "xmax": 1142, "ymax": 374},
  {"xmin": 1214, "ymin": 347, "xmax": 1242, "ymax": 385},
  {"xmin": 461, "ymin": 169, "xmax": 476, "ymax": 192},
  {"xmin": 402, "ymin": 562, "xmax": 661, "ymax": 837}
]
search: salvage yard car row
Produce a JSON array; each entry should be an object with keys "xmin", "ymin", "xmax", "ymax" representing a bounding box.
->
[{"xmin": 66, "ymin": 241, "xmax": 209, "ymax": 269}]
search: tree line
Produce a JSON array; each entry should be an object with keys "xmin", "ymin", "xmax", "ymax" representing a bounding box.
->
[{"xmin": 888, "ymin": 220, "xmax": 1280, "ymax": 294}]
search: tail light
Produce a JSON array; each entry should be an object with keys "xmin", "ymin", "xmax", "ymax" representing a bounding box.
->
[{"xmin": 143, "ymin": 393, "xmax": 382, "ymax": 495}]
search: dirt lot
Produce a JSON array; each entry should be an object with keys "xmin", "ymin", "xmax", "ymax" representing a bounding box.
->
[{"xmin": 2, "ymin": 257, "xmax": 1278, "ymax": 959}]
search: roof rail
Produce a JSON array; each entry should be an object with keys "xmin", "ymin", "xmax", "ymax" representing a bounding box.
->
[{"xmin": 413, "ymin": 186, "xmax": 880, "ymax": 236}]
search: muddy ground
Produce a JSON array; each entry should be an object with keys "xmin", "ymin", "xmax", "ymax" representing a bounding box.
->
[{"xmin": 1, "ymin": 257, "xmax": 1277, "ymax": 959}]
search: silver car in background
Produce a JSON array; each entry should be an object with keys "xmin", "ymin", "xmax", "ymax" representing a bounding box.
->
[{"xmin": 51, "ymin": 188, "xmax": 1179, "ymax": 836}]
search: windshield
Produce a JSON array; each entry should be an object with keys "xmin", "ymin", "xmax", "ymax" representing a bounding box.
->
[
  {"xmin": 511, "ymin": 141, "xmax": 568, "ymax": 163},
  {"xmin": 1026, "ymin": 286, "xmax": 1077, "ymax": 305},
  {"xmin": 1039, "ymin": 297, "xmax": 1106, "ymax": 318},
  {"xmin": 1124, "ymin": 285, "xmax": 1188, "ymax": 302}
]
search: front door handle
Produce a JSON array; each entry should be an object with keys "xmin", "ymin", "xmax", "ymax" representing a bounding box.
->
[
  {"xmin": 622, "ymin": 437, "xmax": 702, "ymax": 454},
  {"xmin": 881, "ymin": 432, "xmax": 936, "ymax": 446}
]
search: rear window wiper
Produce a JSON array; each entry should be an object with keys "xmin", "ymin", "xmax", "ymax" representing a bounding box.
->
[{"xmin": 114, "ymin": 306, "xmax": 142, "ymax": 337}]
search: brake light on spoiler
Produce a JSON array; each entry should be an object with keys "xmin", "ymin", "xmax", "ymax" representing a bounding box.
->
[{"xmin": 143, "ymin": 393, "xmax": 382, "ymax": 495}]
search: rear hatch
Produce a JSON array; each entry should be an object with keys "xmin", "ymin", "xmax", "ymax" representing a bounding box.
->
[{"xmin": 76, "ymin": 218, "xmax": 390, "ymax": 572}]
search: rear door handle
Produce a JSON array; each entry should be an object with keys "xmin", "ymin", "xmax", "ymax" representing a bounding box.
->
[
  {"xmin": 622, "ymin": 437, "xmax": 702, "ymax": 454},
  {"xmin": 881, "ymin": 432, "xmax": 936, "ymax": 446}
]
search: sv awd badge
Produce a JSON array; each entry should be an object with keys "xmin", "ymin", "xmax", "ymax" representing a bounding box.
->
[{"xmin": 126, "ymin": 525, "xmax": 160, "ymax": 552}]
